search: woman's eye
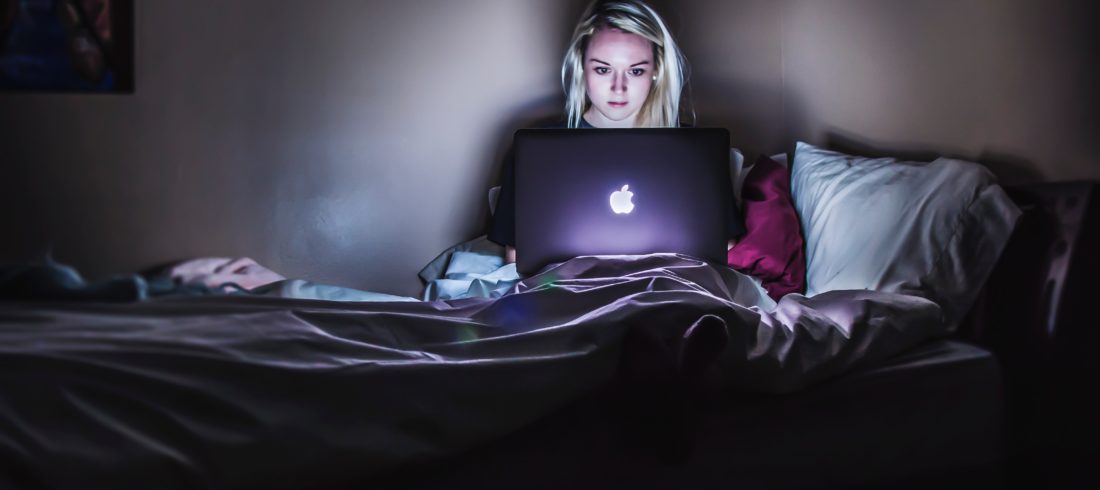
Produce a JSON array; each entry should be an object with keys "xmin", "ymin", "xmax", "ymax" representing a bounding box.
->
[
  {"xmin": 593, "ymin": 67, "xmax": 610, "ymax": 75},
  {"xmin": 631, "ymin": 68, "xmax": 646, "ymax": 77}
]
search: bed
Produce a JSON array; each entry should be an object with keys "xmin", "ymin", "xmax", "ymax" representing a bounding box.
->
[
  {"xmin": 374, "ymin": 339, "xmax": 1005, "ymax": 489},
  {"xmin": 1, "ymin": 144, "xmax": 1094, "ymax": 489},
  {"xmin": 375, "ymin": 180, "xmax": 1097, "ymax": 490}
]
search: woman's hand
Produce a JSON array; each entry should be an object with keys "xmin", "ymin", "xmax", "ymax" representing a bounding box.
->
[{"xmin": 167, "ymin": 257, "xmax": 285, "ymax": 290}]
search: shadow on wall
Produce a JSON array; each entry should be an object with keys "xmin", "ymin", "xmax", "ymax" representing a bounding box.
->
[
  {"xmin": 689, "ymin": 76, "xmax": 810, "ymax": 165},
  {"xmin": 482, "ymin": 77, "xmax": 1046, "ymax": 188},
  {"xmin": 470, "ymin": 0, "xmax": 589, "ymax": 237},
  {"xmin": 472, "ymin": 95, "xmax": 566, "ymax": 235},
  {"xmin": 821, "ymin": 131, "xmax": 1045, "ymax": 186}
]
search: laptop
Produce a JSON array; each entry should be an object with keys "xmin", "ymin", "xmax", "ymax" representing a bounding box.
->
[{"xmin": 513, "ymin": 128, "xmax": 732, "ymax": 275}]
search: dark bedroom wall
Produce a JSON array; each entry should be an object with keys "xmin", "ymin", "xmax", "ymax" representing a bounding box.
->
[
  {"xmin": 2, "ymin": 0, "xmax": 1095, "ymax": 296},
  {"xmin": 781, "ymin": 0, "xmax": 1098, "ymax": 184},
  {"xmin": 679, "ymin": 0, "xmax": 1098, "ymax": 183},
  {"xmin": 0, "ymin": 0, "xmax": 585, "ymax": 296},
  {"xmin": 668, "ymin": 0, "xmax": 786, "ymax": 155}
]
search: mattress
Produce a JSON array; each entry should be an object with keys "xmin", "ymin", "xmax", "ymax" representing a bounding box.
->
[
  {"xmin": 0, "ymin": 255, "xmax": 966, "ymax": 488},
  {"xmin": 376, "ymin": 339, "xmax": 1004, "ymax": 489}
]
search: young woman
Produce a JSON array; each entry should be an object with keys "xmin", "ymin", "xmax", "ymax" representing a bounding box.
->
[
  {"xmin": 489, "ymin": 0, "xmax": 744, "ymax": 263},
  {"xmin": 561, "ymin": 0, "xmax": 689, "ymax": 129},
  {"xmin": 171, "ymin": 1, "xmax": 743, "ymax": 293}
]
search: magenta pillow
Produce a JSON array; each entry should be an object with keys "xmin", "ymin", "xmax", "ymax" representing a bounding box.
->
[{"xmin": 728, "ymin": 155, "xmax": 807, "ymax": 300}]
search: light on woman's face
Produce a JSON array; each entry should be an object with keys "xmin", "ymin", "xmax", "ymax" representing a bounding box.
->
[{"xmin": 583, "ymin": 28, "xmax": 655, "ymax": 128}]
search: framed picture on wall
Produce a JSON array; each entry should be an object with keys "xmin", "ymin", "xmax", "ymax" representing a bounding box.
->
[{"xmin": 0, "ymin": 0, "xmax": 133, "ymax": 92}]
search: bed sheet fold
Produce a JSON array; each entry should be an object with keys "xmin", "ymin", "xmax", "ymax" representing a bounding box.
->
[{"xmin": 0, "ymin": 253, "xmax": 946, "ymax": 489}]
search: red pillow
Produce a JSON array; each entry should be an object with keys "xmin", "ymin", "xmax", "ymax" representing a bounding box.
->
[{"xmin": 728, "ymin": 155, "xmax": 807, "ymax": 301}]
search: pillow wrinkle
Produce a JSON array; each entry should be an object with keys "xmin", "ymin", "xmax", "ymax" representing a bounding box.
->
[
  {"xmin": 917, "ymin": 185, "xmax": 990, "ymax": 313},
  {"xmin": 790, "ymin": 142, "xmax": 1020, "ymax": 329}
]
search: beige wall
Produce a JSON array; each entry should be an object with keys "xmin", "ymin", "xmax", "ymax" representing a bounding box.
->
[
  {"xmin": 669, "ymin": 0, "xmax": 787, "ymax": 154},
  {"xmin": 680, "ymin": 0, "xmax": 1098, "ymax": 184},
  {"xmin": 2, "ymin": 0, "xmax": 1095, "ymax": 294},
  {"xmin": 782, "ymin": 0, "xmax": 1098, "ymax": 183},
  {"xmin": 0, "ymin": 0, "xmax": 585, "ymax": 295}
]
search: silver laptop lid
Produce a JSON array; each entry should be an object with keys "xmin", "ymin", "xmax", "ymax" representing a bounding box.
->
[{"xmin": 514, "ymin": 128, "xmax": 731, "ymax": 275}]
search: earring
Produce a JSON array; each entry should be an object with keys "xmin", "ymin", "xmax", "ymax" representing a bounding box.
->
[{"xmin": 651, "ymin": 75, "xmax": 657, "ymax": 81}]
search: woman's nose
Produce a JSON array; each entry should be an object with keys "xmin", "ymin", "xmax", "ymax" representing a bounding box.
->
[{"xmin": 612, "ymin": 72, "xmax": 627, "ymax": 93}]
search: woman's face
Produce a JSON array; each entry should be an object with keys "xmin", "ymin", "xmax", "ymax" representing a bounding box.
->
[{"xmin": 583, "ymin": 28, "xmax": 655, "ymax": 128}]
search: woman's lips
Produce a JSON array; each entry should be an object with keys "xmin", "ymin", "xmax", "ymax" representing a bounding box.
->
[{"xmin": 608, "ymin": 101, "xmax": 628, "ymax": 108}]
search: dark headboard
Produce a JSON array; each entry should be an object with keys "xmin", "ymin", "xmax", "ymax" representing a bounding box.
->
[
  {"xmin": 961, "ymin": 181, "xmax": 1098, "ymax": 354},
  {"xmin": 959, "ymin": 181, "xmax": 1098, "ymax": 487}
]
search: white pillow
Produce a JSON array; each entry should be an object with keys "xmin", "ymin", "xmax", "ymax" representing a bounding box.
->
[
  {"xmin": 790, "ymin": 142, "xmax": 1020, "ymax": 329},
  {"xmin": 730, "ymin": 148, "xmax": 748, "ymax": 207},
  {"xmin": 488, "ymin": 185, "xmax": 501, "ymax": 215}
]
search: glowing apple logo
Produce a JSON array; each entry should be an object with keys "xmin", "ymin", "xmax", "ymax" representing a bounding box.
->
[{"xmin": 609, "ymin": 184, "xmax": 635, "ymax": 214}]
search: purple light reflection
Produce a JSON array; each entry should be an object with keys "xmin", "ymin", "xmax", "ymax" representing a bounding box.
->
[{"xmin": 563, "ymin": 189, "xmax": 695, "ymax": 257}]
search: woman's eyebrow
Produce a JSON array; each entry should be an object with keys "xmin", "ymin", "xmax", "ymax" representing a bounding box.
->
[{"xmin": 587, "ymin": 58, "xmax": 651, "ymax": 67}]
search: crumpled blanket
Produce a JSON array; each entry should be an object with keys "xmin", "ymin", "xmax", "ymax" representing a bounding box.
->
[
  {"xmin": 416, "ymin": 235, "xmax": 520, "ymax": 301},
  {"xmin": 260, "ymin": 234, "xmax": 769, "ymax": 303},
  {"xmin": 250, "ymin": 235, "xmax": 522, "ymax": 302},
  {"xmin": 0, "ymin": 254, "xmax": 946, "ymax": 489}
]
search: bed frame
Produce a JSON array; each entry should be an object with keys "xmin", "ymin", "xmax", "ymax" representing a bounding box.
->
[
  {"xmin": 364, "ymin": 181, "xmax": 1098, "ymax": 490},
  {"xmin": 958, "ymin": 181, "xmax": 1099, "ymax": 488}
]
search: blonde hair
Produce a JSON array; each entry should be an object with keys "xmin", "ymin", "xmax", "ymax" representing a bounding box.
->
[{"xmin": 561, "ymin": 0, "xmax": 692, "ymax": 128}]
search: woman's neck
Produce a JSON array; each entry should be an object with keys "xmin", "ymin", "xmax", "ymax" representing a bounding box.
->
[{"xmin": 583, "ymin": 108, "xmax": 637, "ymax": 128}]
